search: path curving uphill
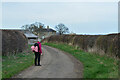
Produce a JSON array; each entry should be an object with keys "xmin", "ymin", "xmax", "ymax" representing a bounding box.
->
[{"xmin": 13, "ymin": 45, "xmax": 83, "ymax": 78}]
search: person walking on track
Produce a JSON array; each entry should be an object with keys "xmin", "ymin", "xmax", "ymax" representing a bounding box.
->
[{"xmin": 31, "ymin": 41, "xmax": 42, "ymax": 66}]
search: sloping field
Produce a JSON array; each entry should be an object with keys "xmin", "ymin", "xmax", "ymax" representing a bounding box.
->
[
  {"xmin": 43, "ymin": 33, "xmax": 120, "ymax": 58},
  {"xmin": 1, "ymin": 30, "xmax": 28, "ymax": 56}
]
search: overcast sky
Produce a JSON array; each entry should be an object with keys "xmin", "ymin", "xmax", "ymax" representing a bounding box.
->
[{"xmin": 2, "ymin": 1, "xmax": 118, "ymax": 35}]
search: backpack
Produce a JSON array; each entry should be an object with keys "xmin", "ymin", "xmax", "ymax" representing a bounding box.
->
[{"xmin": 34, "ymin": 43, "xmax": 40, "ymax": 52}]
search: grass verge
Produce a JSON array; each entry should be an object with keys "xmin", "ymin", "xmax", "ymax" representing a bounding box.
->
[
  {"xmin": 43, "ymin": 42, "xmax": 118, "ymax": 78},
  {"xmin": 2, "ymin": 45, "xmax": 34, "ymax": 79}
]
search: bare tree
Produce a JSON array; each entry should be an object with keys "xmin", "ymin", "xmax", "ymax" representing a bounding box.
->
[
  {"xmin": 21, "ymin": 22, "xmax": 44, "ymax": 35},
  {"xmin": 55, "ymin": 23, "xmax": 69, "ymax": 35},
  {"xmin": 34, "ymin": 22, "xmax": 45, "ymax": 28},
  {"xmin": 21, "ymin": 24, "xmax": 30, "ymax": 30}
]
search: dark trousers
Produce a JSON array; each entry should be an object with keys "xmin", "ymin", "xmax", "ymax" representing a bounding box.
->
[{"xmin": 34, "ymin": 52, "xmax": 41, "ymax": 65}]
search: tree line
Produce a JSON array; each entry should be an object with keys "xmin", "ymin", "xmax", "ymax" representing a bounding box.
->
[{"xmin": 21, "ymin": 22, "xmax": 69, "ymax": 35}]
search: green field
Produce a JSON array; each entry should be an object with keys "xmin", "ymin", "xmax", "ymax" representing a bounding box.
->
[
  {"xmin": 2, "ymin": 45, "xmax": 34, "ymax": 79},
  {"xmin": 43, "ymin": 43, "xmax": 119, "ymax": 78}
]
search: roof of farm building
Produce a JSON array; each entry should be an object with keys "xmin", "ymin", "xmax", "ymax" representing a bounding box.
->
[
  {"xmin": 41, "ymin": 28, "xmax": 56, "ymax": 32},
  {"xmin": 33, "ymin": 28, "xmax": 56, "ymax": 32},
  {"xmin": 24, "ymin": 32, "xmax": 38, "ymax": 38}
]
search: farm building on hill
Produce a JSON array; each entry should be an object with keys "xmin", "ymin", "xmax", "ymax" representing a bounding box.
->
[
  {"xmin": 38, "ymin": 26, "xmax": 56, "ymax": 41},
  {"xmin": 23, "ymin": 31, "xmax": 38, "ymax": 44},
  {"xmin": 21, "ymin": 26, "xmax": 56, "ymax": 42}
]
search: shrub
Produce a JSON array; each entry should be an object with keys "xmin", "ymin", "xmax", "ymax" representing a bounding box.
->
[
  {"xmin": 1, "ymin": 30, "xmax": 28, "ymax": 56},
  {"xmin": 42, "ymin": 33, "xmax": 119, "ymax": 58}
]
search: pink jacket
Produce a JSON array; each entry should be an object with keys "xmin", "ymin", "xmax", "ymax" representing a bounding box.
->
[
  {"xmin": 37, "ymin": 42, "xmax": 42, "ymax": 53},
  {"xmin": 31, "ymin": 46, "xmax": 38, "ymax": 52}
]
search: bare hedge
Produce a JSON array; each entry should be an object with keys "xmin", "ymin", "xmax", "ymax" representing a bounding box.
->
[
  {"xmin": 43, "ymin": 34, "xmax": 119, "ymax": 58},
  {"xmin": 1, "ymin": 30, "xmax": 28, "ymax": 56}
]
